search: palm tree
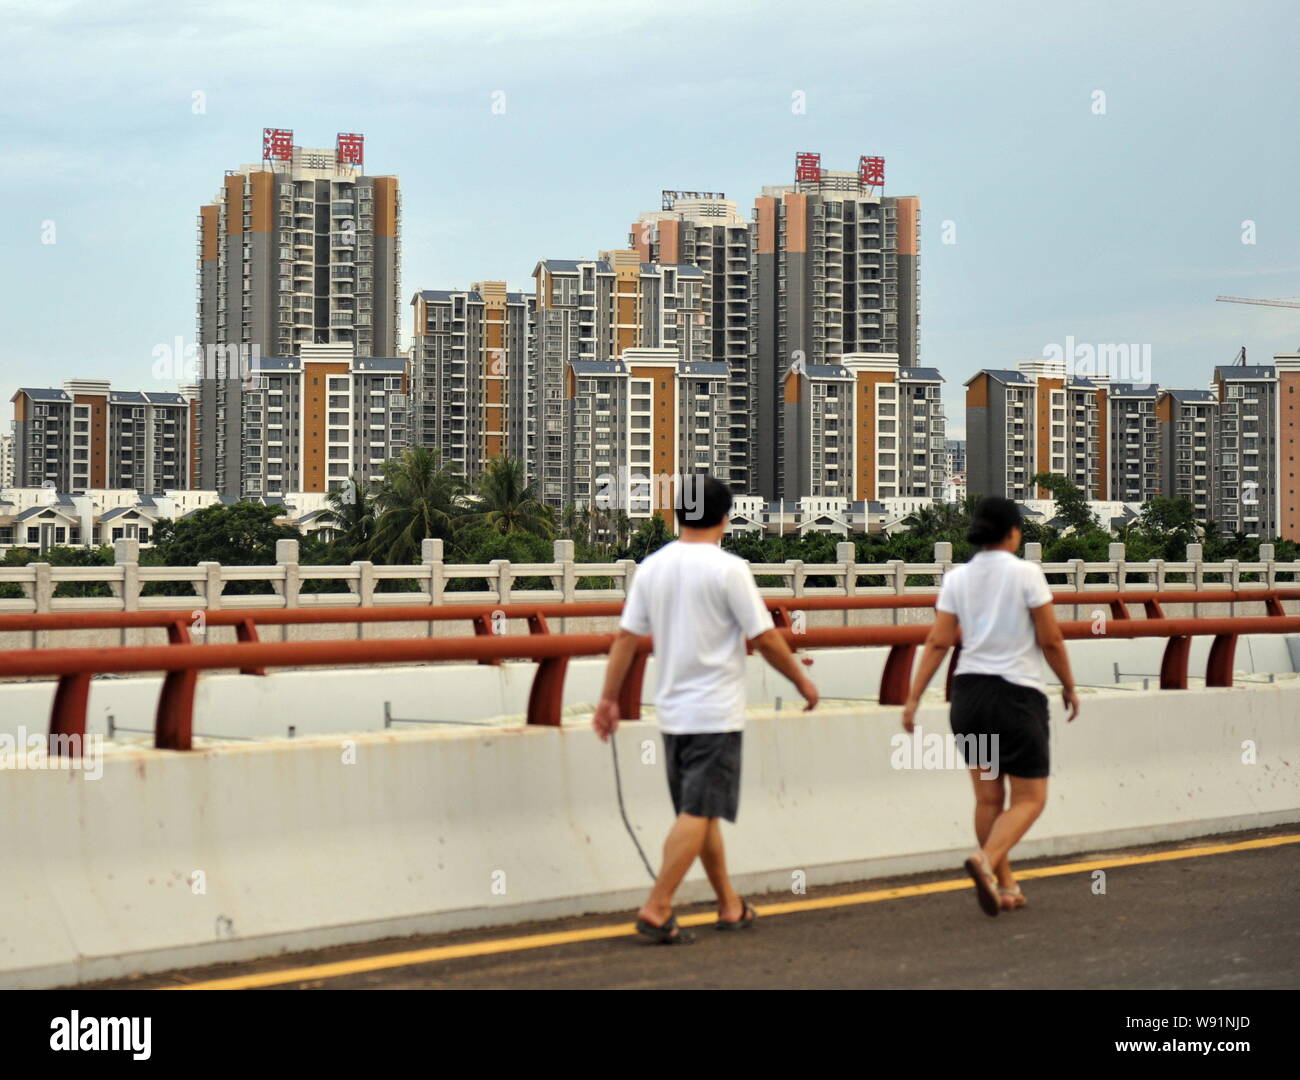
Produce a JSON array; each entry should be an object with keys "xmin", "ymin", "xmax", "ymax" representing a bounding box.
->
[
  {"xmin": 465, "ymin": 456, "xmax": 553, "ymax": 539},
  {"xmin": 316, "ymin": 474, "xmax": 377, "ymax": 561},
  {"xmin": 369, "ymin": 446, "xmax": 468, "ymax": 564}
]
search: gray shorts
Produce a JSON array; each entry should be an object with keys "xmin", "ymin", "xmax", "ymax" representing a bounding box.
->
[{"xmin": 662, "ymin": 732, "xmax": 743, "ymax": 822}]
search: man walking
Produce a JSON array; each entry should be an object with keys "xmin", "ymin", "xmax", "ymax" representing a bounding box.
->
[{"xmin": 593, "ymin": 475, "xmax": 819, "ymax": 944}]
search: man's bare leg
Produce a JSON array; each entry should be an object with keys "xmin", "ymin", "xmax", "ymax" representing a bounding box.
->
[
  {"xmin": 700, "ymin": 818, "xmax": 743, "ymax": 921},
  {"xmin": 639, "ymin": 813, "xmax": 710, "ymax": 930}
]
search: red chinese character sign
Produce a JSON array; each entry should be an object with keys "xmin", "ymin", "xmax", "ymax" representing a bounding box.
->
[
  {"xmin": 262, "ymin": 128, "xmax": 293, "ymax": 161},
  {"xmin": 859, "ymin": 155, "xmax": 885, "ymax": 190},
  {"xmin": 795, "ymin": 151, "xmax": 822, "ymax": 183},
  {"xmin": 337, "ymin": 133, "xmax": 364, "ymax": 168}
]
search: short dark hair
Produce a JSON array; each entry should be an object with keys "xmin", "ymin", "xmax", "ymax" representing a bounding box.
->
[
  {"xmin": 967, "ymin": 496, "xmax": 1023, "ymax": 547},
  {"xmin": 676, "ymin": 474, "xmax": 732, "ymax": 529}
]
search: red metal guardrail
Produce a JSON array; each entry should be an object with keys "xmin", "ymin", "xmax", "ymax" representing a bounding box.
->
[{"xmin": 1, "ymin": 609, "xmax": 1296, "ymax": 756}]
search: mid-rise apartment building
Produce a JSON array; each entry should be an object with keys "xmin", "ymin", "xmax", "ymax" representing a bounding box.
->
[
  {"xmin": 782, "ymin": 354, "xmax": 945, "ymax": 501},
  {"xmin": 632, "ymin": 193, "xmax": 754, "ymax": 491},
  {"xmin": 10, "ymin": 380, "xmax": 195, "ymax": 494},
  {"xmin": 965, "ymin": 361, "xmax": 1107, "ymax": 502},
  {"xmin": 1106, "ymin": 383, "xmax": 1161, "ymax": 504},
  {"xmin": 239, "ymin": 344, "xmax": 407, "ymax": 497},
  {"xmin": 409, "ymin": 283, "xmax": 533, "ymax": 482},
  {"xmin": 752, "ymin": 155, "xmax": 921, "ymax": 498},
  {"xmin": 1211, "ymin": 364, "xmax": 1279, "ymax": 537},
  {"xmin": 1155, "ymin": 389, "xmax": 1218, "ymax": 520},
  {"xmin": 564, "ymin": 347, "xmax": 729, "ymax": 521},
  {"xmin": 196, "ymin": 130, "xmax": 400, "ymax": 494},
  {"xmin": 944, "ymin": 439, "xmax": 966, "ymax": 482},
  {"xmin": 532, "ymin": 251, "xmax": 709, "ymax": 508}
]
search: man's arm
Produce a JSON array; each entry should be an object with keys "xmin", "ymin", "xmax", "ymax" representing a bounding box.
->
[
  {"xmin": 1031, "ymin": 603, "xmax": 1080, "ymax": 721},
  {"xmin": 751, "ymin": 628, "xmax": 818, "ymax": 711},
  {"xmin": 593, "ymin": 629, "xmax": 644, "ymax": 742},
  {"xmin": 901, "ymin": 611, "xmax": 958, "ymax": 732}
]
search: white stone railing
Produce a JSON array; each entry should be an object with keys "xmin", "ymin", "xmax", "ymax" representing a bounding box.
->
[{"xmin": 0, "ymin": 538, "xmax": 1296, "ymax": 615}]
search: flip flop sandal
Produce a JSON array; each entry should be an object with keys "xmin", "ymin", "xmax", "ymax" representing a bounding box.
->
[
  {"xmin": 963, "ymin": 852, "xmax": 1001, "ymax": 918},
  {"xmin": 999, "ymin": 885, "xmax": 1027, "ymax": 910},
  {"xmin": 635, "ymin": 913, "xmax": 695, "ymax": 945},
  {"xmin": 715, "ymin": 901, "xmax": 757, "ymax": 931}
]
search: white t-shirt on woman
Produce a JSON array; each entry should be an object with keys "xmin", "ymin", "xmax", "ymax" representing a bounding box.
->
[{"xmin": 936, "ymin": 549, "xmax": 1054, "ymax": 691}]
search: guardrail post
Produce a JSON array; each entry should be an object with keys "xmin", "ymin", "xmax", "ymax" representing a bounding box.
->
[
  {"xmin": 492, "ymin": 559, "xmax": 512, "ymax": 605},
  {"xmin": 1160, "ymin": 636, "xmax": 1190, "ymax": 689},
  {"xmin": 1206, "ymin": 634, "xmax": 1238, "ymax": 687},
  {"xmin": 933, "ymin": 541, "xmax": 952, "ymax": 590},
  {"xmin": 1024, "ymin": 542, "xmax": 1042, "ymax": 563},
  {"xmin": 1109, "ymin": 542, "xmax": 1126, "ymax": 590},
  {"xmin": 788, "ymin": 559, "xmax": 806, "ymax": 598},
  {"xmin": 196, "ymin": 561, "xmax": 222, "ymax": 611},
  {"xmin": 619, "ymin": 558, "xmax": 637, "ymax": 599},
  {"xmin": 351, "ymin": 561, "xmax": 374, "ymax": 639},
  {"xmin": 879, "ymin": 644, "xmax": 916, "ymax": 705},
  {"xmin": 1259, "ymin": 543, "xmax": 1276, "ymax": 590},
  {"xmin": 1187, "ymin": 544, "xmax": 1204, "ymax": 600},
  {"xmin": 838, "ymin": 542, "xmax": 857, "ymax": 598},
  {"xmin": 888, "ymin": 558, "xmax": 905, "ymax": 624},
  {"xmin": 422, "ymin": 539, "xmax": 445, "ymax": 609},
  {"xmin": 112, "ymin": 539, "xmax": 140, "ymax": 646},
  {"xmin": 553, "ymin": 539, "xmax": 577, "ymax": 601},
  {"xmin": 1153, "ymin": 558, "xmax": 1166, "ymax": 591},
  {"xmin": 1069, "ymin": 558, "xmax": 1085, "ymax": 621},
  {"xmin": 275, "ymin": 539, "xmax": 300, "ymax": 610}
]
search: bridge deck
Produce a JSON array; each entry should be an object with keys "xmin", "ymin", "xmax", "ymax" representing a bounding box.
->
[{"xmin": 103, "ymin": 825, "xmax": 1300, "ymax": 991}]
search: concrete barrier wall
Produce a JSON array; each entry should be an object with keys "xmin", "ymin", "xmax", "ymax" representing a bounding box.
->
[{"xmin": 2, "ymin": 678, "xmax": 1297, "ymax": 988}]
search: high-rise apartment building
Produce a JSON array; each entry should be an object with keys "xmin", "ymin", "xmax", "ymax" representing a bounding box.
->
[
  {"xmin": 409, "ymin": 283, "xmax": 533, "ymax": 482},
  {"xmin": 10, "ymin": 381, "xmax": 195, "ymax": 494},
  {"xmin": 944, "ymin": 439, "xmax": 967, "ymax": 483},
  {"xmin": 782, "ymin": 355, "xmax": 944, "ymax": 501},
  {"xmin": 532, "ymin": 251, "xmax": 709, "ymax": 508},
  {"xmin": 240, "ymin": 344, "xmax": 407, "ymax": 498},
  {"xmin": 752, "ymin": 154, "xmax": 921, "ymax": 498},
  {"xmin": 965, "ymin": 361, "xmax": 1107, "ymax": 502},
  {"xmin": 0, "ymin": 433, "xmax": 13, "ymax": 489},
  {"xmin": 564, "ymin": 347, "xmax": 729, "ymax": 520},
  {"xmin": 632, "ymin": 192, "xmax": 754, "ymax": 491},
  {"xmin": 196, "ymin": 129, "xmax": 400, "ymax": 494}
]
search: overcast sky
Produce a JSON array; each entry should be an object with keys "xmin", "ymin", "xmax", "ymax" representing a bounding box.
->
[{"xmin": 3, "ymin": 0, "xmax": 1299, "ymax": 438}]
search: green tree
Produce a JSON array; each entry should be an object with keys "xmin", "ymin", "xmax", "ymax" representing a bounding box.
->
[
  {"xmin": 624, "ymin": 513, "xmax": 674, "ymax": 561},
  {"xmin": 370, "ymin": 446, "xmax": 468, "ymax": 564},
  {"xmin": 465, "ymin": 456, "xmax": 553, "ymax": 539},
  {"xmin": 315, "ymin": 474, "xmax": 377, "ymax": 562},
  {"xmin": 1031, "ymin": 472, "xmax": 1099, "ymax": 534}
]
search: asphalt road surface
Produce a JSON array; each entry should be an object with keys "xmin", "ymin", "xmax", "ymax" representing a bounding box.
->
[{"xmin": 106, "ymin": 825, "xmax": 1300, "ymax": 991}]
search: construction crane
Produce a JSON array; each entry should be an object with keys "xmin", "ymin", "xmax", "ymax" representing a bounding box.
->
[{"xmin": 1216, "ymin": 295, "xmax": 1300, "ymax": 308}]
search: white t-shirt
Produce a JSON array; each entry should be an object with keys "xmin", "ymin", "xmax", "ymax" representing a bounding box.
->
[
  {"xmin": 936, "ymin": 550, "xmax": 1054, "ymax": 691},
  {"xmin": 619, "ymin": 541, "xmax": 774, "ymax": 734}
]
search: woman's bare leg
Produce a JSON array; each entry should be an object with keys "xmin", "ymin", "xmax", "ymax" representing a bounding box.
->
[{"xmin": 981, "ymin": 775, "xmax": 1048, "ymax": 877}]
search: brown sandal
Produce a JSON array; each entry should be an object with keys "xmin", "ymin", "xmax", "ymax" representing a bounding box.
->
[{"xmin": 964, "ymin": 852, "xmax": 1001, "ymax": 917}]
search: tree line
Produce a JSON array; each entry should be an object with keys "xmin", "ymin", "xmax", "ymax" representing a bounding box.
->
[{"xmin": 2, "ymin": 455, "xmax": 1296, "ymax": 599}]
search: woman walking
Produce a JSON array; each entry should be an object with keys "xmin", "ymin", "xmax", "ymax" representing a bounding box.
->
[{"xmin": 901, "ymin": 496, "xmax": 1080, "ymax": 916}]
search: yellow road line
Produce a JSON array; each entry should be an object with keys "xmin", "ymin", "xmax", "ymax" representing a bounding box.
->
[{"xmin": 177, "ymin": 832, "xmax": 1300, "ymax": 990}]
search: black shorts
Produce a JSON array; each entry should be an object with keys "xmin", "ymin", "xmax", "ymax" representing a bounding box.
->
[
  {"xmin": 662, "ymin": 732, "xmax": 743, "ymax": 822},
  {"xmin": 949, "ymin": 674, "xmax": 1050, "ymax": 779}
]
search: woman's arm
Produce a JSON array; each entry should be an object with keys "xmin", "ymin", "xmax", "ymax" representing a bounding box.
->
[
  {"xmin": 901, "ymin": 611, "xmax": 958, "ymax": 732},
  {"xmin": 1030, "ymin": 603, "xmax": 1080, "ymax": 721}
]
